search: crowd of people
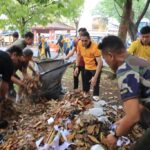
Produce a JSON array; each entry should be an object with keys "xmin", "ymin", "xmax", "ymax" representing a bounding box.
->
[
  {"xmin": 64, "ymin": 25, "xmax": 150, "ymax": 150},
  {"xmin": 38, "ymin": 34, "xmax": 74, "ymax": 59},
  {"xmin": 0, "ymin": 25, "xmax": 150, "ymax": 149},
  {"xmin": 54, "ymin": 34, "xmax": 74, "ymax": 59},
  {"xmin": 99, "ymin": 26, "xmax": 150, "ymax": 150},
  {"xmin": 0, "ymin": 31, "xmax": 37, "ymax": 127}
]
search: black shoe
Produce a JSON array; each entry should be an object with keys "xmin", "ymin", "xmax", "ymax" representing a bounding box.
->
[{"xmin": 0, "ymin": 120, "xmax": 8, "ymax": 129}]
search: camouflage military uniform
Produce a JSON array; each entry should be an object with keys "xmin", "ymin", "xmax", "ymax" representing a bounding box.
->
[
  {"xmin": 116, "ymin": 55, "xmax": 150, "ymax": 150},
  {"xmin": 117, "ymin": 54, "xmax": 150, "ymax": 108}
]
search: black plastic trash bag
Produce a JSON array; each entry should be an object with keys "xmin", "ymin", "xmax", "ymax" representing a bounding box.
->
[{"xmin": 34, "ymin": 59, "xmax": 70, "ymax": 99}]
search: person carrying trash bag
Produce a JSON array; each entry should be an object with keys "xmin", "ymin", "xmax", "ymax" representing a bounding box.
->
[
  {"xmin": 8, "ymin": 31, "xmax": 34, "ymax": 98},
  {"xmin": 0, "ymin": 46, "xmax": 22, "ymax": 128},
  {"xmin": 98, "ymin": 35, "xmax": 150, "ymax": 150},
  {"xmin": 10, "ymin": 48, "xmax": 37, "ymax": 102}
]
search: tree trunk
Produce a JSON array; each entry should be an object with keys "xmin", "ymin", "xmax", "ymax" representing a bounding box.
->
[
  {"xmin": 128, "ymin": 0, "xmax": 150, "ymax": 41},
  {"xmin": 74, "ymin": 19, "xmax": 79, "ymax": 37},
  {"xmin": 128, "ymin": 10, "xmax": 137, "ymax": 41},
  {"xmin": 20, "ymin": 26, "xmax": 26, "ymax": 37},
  {"xmin": 19, "ymin": 17, "xmax": 26, "ymax": 37},
  {"xmin": 118, "ymin": 0, "xmax": 132, "ymax": 43},
  {"xmin": 128, "ymin": 21, "xmax": 137, "ymax": 41},
  {"xmin": 135, "ymin": 0, "xmax": 150, "ymax": 28}
]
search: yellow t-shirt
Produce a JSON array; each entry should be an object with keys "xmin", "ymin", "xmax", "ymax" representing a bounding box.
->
[
  {"xmin": 128, "ymin": 40, "xmax": 150, "ymax": 60},
  {"xmin": 77, "ymin": 40, "xmax": 101, "ymax": 70}
]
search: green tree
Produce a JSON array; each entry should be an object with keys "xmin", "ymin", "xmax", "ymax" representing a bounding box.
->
[
  {"xmin": 93, "ymin": 0, "xmax": 150, "ymax": 42},
  {"xmin": 92, "ymin": 0, "xmax": 122, "ymax": 21},
  {"xmin": 60, "ymin": 0, "xmax": 84, "ymax": 36},
  {"xmin": 0, "ymin": 0, "xmax": 84, "ymax": 36}
]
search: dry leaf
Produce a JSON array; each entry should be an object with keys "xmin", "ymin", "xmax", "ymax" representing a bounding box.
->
[
  {"xmin": 87, "ymin": 125, "xmax": 95, "ymax": 134},
  {"xmin": 75, "ymin": 139, "xmax": 85, "ymax": 146},
  {"xmin": 67, "ymin": 132, "xmax": 76, "ymax": 141},
  {"xmin": 67, "ymin": 122, "xmax": 73, "ymax": 129},
  {"xmin": 75, "ymin": 134, "xmax": 84, "ymax": 139},
  {"xmin": 94, "ymin": 126, "xmax": 100, "ymax": 135},
  {"xmin": 87, "ymin": 135, "xmax": 100, "ymax": 144},
  {"xmin": 33, "ymin": 121, "xmax": 42, "ymax": 128},
  {"xmin": 0, "ymin": 90, "xmax": 144, "ymax": 150}
]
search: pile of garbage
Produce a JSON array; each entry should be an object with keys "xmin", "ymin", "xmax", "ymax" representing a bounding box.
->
[{"xmin": 0, "ymin": 91, "xmax": 144, "ymax": 150}]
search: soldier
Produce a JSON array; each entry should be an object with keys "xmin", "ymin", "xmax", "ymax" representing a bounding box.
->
[{"xmin": 99, "ymin": 35, "xmax": 150, "ymax": 150}]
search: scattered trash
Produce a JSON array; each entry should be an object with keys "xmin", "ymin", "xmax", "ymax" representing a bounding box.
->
[
  {"xmin": 91, "ymin": 144, "xmax": 105, "ymax": 150},
  {"xmin": 88, "ymin": 108, "xmax": 104, "ymax": 117},
  {"xmin": 93, "ymin": 100, "xmax": 107, "ymax": 107},
  {"xmin": 47, "ymin": 117, "xmax": 54, "ymax": 125},
  {"xmin": 117, "ymin": 136, "xmax": 130, "ymax": 147},
  {"xmin": 0, "ymin": 91, "xmax": 144, "ymax": 149}
]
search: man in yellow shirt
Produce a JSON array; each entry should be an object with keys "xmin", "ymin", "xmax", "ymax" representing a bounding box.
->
[
  {"xmin": 74, "ymin": 31, "xmax": 103, "ymax": 101},
  {"xmin": 128, "ymin": 26, "xmax": 150, "ymax": 60}
]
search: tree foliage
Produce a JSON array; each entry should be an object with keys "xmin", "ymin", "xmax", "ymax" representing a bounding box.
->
[
  {"xmin": 92, "ymin": 0, "xmax": 150, "ymax": 21},
  {"xmin": 0, "ymin": 0, "xmax": 84, "ymax": 36},
  {"xmin": 92, "ymin": 0, "xmax": 150, "ymax": 41},
  {"xmin": 59, "ymin": 0, "xmax": 84, "ymax": 35},
  {"xmin": 61, "ymin": 0, "xmax": 84, "ymax": 21},
  {"xmin": 92, "ymin": 0, "xmax": 121, "ymax": 21}
]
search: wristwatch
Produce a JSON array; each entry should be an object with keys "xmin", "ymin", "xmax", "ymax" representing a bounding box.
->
[{"xmin": 109, "ymin": 130, "xmax": 119, "ymax": 139}]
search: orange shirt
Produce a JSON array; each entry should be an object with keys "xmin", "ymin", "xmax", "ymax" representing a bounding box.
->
[
  {"xmin": 77, "ymin": 40, "xmax": 101, "ymax": 70},
  {"xmin": 75, "ymin": 38, "xmax": 84, "ymax": 66}
]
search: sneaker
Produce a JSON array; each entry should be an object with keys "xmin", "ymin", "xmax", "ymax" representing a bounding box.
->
[{"xmin": 92, "ymin": 96, "xmax": 100, "ymax": 101}]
